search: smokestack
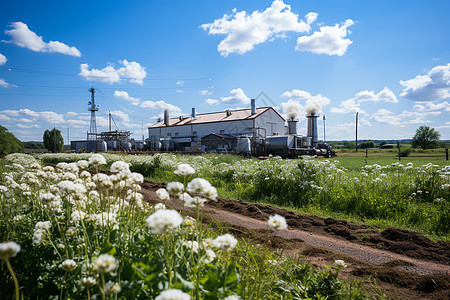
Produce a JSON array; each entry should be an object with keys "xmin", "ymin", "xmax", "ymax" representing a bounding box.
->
[
  {"xmin": 251, "ymin": 98, "xmax": 256, "ymax": 115},
  {"xmin": 164, "ymin": 109, "xmax": 170, "ymax": 126},
  {"xmin": 307, "ymin": 114, "xmax": 318, "ymax": 145},
  {"xmin": 191, "ymin": 107, "xmax": 196, "ymax": 118},
  {"xmin": 287, "ymin": 119, "xmax": 298, "ymax": 135}
]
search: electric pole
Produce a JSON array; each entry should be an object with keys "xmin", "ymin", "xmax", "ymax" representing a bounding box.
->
[
  {"xmin": 323, "ymin": 115, "xmax": 326, "ymax": 142},
  {"xmin": 355, "ymin": 112, "xmax": 358, "ymax": 152}
]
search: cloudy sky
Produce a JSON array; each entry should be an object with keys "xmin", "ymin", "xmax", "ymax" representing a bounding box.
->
[{"xmin": 0, "ymin": 0, "xmax": 449, "ymax": 142}]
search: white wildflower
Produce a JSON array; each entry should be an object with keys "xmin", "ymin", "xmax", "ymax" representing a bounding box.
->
[
  {"xmin": 203, "ymin": 249, "xmax": 216, "ymax": 263},
  {"xmin": 94, "ymin": 254, "xmax": 117, "ymax": 273},
  {"xmin": 156, "ymin": 188, "xmax": 170, "ymax": 201},
  {"xmin": 213, "ymin": 234, "xmax": 238, "ymax": 251},
  {"xmin": 268, "ymin": 214, "xmax": 288, "ymax": 231},
  {"xmin": 156, "ymin": 289, "xmax": 191, "ymax": 300},
  {"xmin": 77, "ymin": 160, "xmax": 89, "ymax": 169},
  {"xmin": 166, "ymin": 182, "xmax": 184, "ymax": 196},
  {"xmin": 89, "ymin": 154, "xmax": 106, "ymax": 165},
  {"xmin": 174, "ymin": 164, "xmax": 195, "ymax": 176},
  {"xmin": 61, "ymin": 259, "xmax": 77, "ymax": 271},
  {"xmin": 334, "ymin": 259, "xmax": 347, "ymax": 268},
  {"xmin": 81, "ymin": 277, "xmax": 96, "ymax": 287},
  {"xmin": 182, "ymin": 241, "xmax": 199, "ymax": 252},
  {"xmin": 110, "ymin": 161, "xmax": 130, "ymax": 174},
  {"xmin": 0, "ymin": 242, "xmax": 21, "ymax": 260},
  {"xmin": 104, "ymin": 281, "xmax": 121, "ymax": 296},
  {"xmin": 146, "ymin": 209, "xmax": 183, "ymax": 234},
  {"xmin": 154, "ymin": 203, "xmax": 166, "ymax": 211}
]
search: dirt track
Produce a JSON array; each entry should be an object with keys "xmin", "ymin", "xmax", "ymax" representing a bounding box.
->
[{"xmin": 140, "ymin": 180, "xmax": 450, "ymax": 300}]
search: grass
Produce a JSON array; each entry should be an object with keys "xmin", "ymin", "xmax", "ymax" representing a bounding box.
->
[{"xmin": 38, "ymin": 151, "xmax": 450, "ymax": 240}]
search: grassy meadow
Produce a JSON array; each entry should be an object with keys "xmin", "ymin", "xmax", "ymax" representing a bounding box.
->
[{"xmin": 0, "ymin": 153, "xmax": 385, "ymax": 299}]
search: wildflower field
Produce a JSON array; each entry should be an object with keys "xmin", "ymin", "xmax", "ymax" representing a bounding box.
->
[
  {"xmin": 40, "ymin": 152, "xmax": 450, "ymax": 238},
  {"xmin": 0, "ymin": 153, "xmax": 382, "ymax": 299}
]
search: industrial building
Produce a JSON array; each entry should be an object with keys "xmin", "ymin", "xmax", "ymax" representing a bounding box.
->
[{"xmin": 148, "ymin": 99, "xmax": 286, "ymax": 151}]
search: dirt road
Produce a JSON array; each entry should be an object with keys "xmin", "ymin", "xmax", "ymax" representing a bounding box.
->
[{"xmin": 140, "ymin": 180, "xmax": 450, "ymax": 300}]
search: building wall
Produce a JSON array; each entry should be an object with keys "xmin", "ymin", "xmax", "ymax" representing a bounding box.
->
[
  {"xmin": 254, "ymin": 109, "xmax": 285, "ymax": 136},
  {"xmin": 148, "ymin": 108, "xmax": 285, "ymax": 140},
  {"xmin": 149, "ymin": 119, "xmax": 254, "ymax": 140}
]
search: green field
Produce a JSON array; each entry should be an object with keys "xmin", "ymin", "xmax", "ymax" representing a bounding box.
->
[{"xmin": 0, "ymin": 153, "xmax": 384, "ymax": 299}]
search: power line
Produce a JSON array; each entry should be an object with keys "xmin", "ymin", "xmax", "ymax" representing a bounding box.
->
[{"xmin": 15, "ymin": 84, "xmax": 213, "ymax": 90}]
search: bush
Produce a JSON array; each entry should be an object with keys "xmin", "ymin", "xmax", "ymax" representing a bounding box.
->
[
  {"xmin": 400, "ymin": 148, "xmax": 412, "ymax": 157},
  {"xmin": 0, "ymin": 126, "xmax": 24, "ymax": 157}
]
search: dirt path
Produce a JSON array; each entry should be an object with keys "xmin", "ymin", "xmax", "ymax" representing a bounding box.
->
[{"xmin": 140, "ymin": 180, "xmax": 450, "ymax": 300}]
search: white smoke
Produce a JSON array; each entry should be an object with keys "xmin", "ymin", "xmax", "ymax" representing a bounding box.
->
[
  {"xmin": 284, "ymin": 100, "xmax": 303, "ymax": 119},
  {"xmin": 282, "ymin": 89, "xmax": 330, "ymax": 116}
]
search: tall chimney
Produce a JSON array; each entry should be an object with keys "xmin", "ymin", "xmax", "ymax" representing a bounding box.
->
[
  {"xmin": 164, "ymin": 109, "xmax": 170, "ymax": 126},
  {"xmin": 306, "ymin": 114, "xmax": 318, "ymax": 145},
  {"xmin": 251, "ymin": 98, "xmax": 256, "ymax": 115},
  {"xmin": 287, "ymin": 119, "xmax": 298, "ymax": 135},
  {"xmin": 191, "ymin": 107, "xmax": 196, "ymax": 118}
]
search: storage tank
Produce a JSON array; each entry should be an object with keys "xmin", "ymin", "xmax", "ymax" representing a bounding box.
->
[
  {"xmin": 265, "ymin": 136, "xmax": 295, "ymax": 150},
  {"xmin": 237, "ymin": 137, "xmax": 251, "ymax": 154},
  {"xmin": 97, "ymin": 140, "xmax": 107, "ymax": 152},
  {"xmin": 107, "ymin": 140, "xmax": 118, "ymax": 150}
]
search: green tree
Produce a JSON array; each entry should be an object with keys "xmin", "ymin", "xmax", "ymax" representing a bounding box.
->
[
  {"xmin": 43, "ymin": 128, "xmax": 64, "ymax": 153},
  {"xmin": 0, "ymin": 125, "xmax": 24, "ymax": 156},
  {"xmin": 411, "ymin": 126, "xmax": 441, "ymax": 149}
]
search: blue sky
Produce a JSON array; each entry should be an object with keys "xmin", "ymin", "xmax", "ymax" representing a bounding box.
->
[{"xmin": 0, "ymin": 0, "xmax": 449, "ymax": 142}]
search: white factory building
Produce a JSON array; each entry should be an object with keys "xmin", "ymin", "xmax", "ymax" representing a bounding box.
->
[{"xmin": 148, "ymin": 99, "xmax": 286, "ymax": 151}]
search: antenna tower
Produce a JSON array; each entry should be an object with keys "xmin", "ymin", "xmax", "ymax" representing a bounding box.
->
[{"xmin": 88, "ymin": 87, "xmax": 99, "ymax": 140}]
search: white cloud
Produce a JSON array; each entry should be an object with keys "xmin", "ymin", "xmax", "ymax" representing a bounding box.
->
[
  {"xmin": 176, "ymin": 80, "xmax": 184, "ymax": 86},
  {"xmin": 281, "ymin": 89, "xmax": 330, "ymax": 115},
  {"xmin": 0, "ymin": 53, "xmax": 6, "ymax": 65},
  {"xmin": 176, "ymin": 89, "xmax": 184, "ymax": 93},
  {"xmin": 205, "ymin": 98, "xmax": 219, "ymax": 105},
  {"xmin": 139, "ymin": 100, "xmax": 183, "ymax": 116},
  {"xmin": 200, "ymin": 89, "xmax": 212, "ymax": 95},
  {"xmin": 18, "ymin": 109, "xmax": 65, "ymax": 123},
  {"xmin": 0, "ymin": 78, "xmax": 17, "ymax": 88},
  {"xmin": 79, "ymin": 60, "xmax": 146, "ymax": 85},
  {"xmin": 201, "ymin": 0, "xmax": 315, "ymax": 56},
  {"xmin": 399, "ymin": 63, "xmax": 450, "ymax": 101},
  {"xmin": 114, "ymin": 90, "xmax": 140, "ymax": 103},
  {"xmin": 17, "ymin": 123, "xmax": 40, "ymax": 129},
  {"xmin": 296, "ymin": 19, "xmax": 354, "ymax": 56},
  {"xmin": 220, "ymin": 88, "xmax": 251, "ymax": 105},
  {"xmin": 2, "ymin": 22, "xmax": 81, "ymax": 57},
  {"xmin": 413, "ymin": 101, "xmax": 449, "ymax": 112},
  {"xmin": 109, "ymin": 110, "xmax": 130, "ymax": 123},
  {"xmin": 280, "ymin": 99, "xmax": 303, "ymax": 119},
  {"xmin": 331, "ymin": 87, "xmax": 397, "ymax": 114}
]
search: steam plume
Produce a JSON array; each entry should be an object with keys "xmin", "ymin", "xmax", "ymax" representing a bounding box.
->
[{"xmin": 285, "ymin": 100, "xmax": 302, "ymax": 119}]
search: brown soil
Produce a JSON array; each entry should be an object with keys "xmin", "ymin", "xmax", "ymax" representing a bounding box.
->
[{"xmin": 140, "ymin": 180, "xmax": 450, "ymax": 300}]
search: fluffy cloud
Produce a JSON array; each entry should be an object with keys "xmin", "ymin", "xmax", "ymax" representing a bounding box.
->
[
  {"xmin": 2, "ymin": 22, "xmax": 81, "ymax": 57},
  {"xmin": 220, "ymin": 88, "xmax": 251, "ymax": 105},
  {"xmin": 331, "ymin": 87, "xmax": 397, "ymax": 114},
  {"xmin": 79, "ymin": 60, "xmax": 146, "ymax": 85},
  {"xmin": 200, "ymin": 89, "xmax": 212, "ymax": 95},
  {"xmin": 296, "ymin": 19, "xmax": 354, "ymax": 56},
  {"xmin": 0, "ymin": 108, "xmax": 65, "ymax": 124},
  {"xmin": 114, "ymin": 90, "xmax": 140, "ymax": 104},
  {"xmin": 369, "ymin": 109, "xmax": 442, "ymax": 125},
  {"xmin": 205, "ymin": 98, "xmax": 219, "ymax": 105},
  {"xmin": 413, "ymin": 101, "xmax": 449, "ymax": 112},
  {"xmin": 176, "ymin": 80, "xmax": 184, "ymax": 86},
  {"xmin": 112, "ymin": 90, "xmax": 182, "ymax": 115},
  {"xmin": 399, "ymin": 63, "xmax": 450, "ymax": 101},
  {"xmin": 201, "ymin": 0, "xmax": 315, "ymax": 56},
  {"xmin": 281, "ymin": 89, "xmax": 330, "ymax": 115},
  {"xmin": 0, "ymin": 53, "xmax": 6, "ymax": 65},
  {"xmin": 0, "ymin": 78, "xmax": 17, "ymax": 88}
]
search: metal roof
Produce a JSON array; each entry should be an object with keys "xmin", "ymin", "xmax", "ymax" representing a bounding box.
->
[{"xmin": 149, "ymin": 107, "xmax": 283, "ymax": 128}]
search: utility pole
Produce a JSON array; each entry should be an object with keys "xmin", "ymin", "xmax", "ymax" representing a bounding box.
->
[
  {"xmin": 54, "ymin": 126, "xmax": 56, "ymax": 153},
  {"xmin": 355, "ymin": 112, "xmax": 358, "ymax": 152},
  {"xmin": 67, "ymin": 128, "xmax": 70, "ymax": 148},
  {"xmin": 323, "ymin": 115, "xmax": 326, "ymax": 142},
  {"xmin": 109, "ymin": 111, "xmax": 112, "ymax": 132},
  {"xmin": 141, "ymin": 120, "xmax": 144, "ymax": 143}
]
